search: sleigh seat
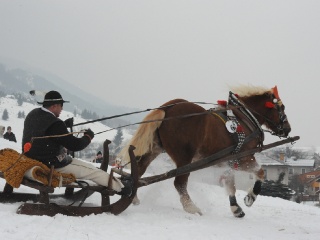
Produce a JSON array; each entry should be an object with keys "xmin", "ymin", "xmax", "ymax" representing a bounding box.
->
[{"xmin": 0, "ymin": 140, "xmax": 138, "ymax": 216}]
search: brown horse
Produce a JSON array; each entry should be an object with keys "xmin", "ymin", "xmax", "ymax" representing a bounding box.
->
[{"xmin": 119, "ymin": 85, "xmax": 291, "ymax": 217}]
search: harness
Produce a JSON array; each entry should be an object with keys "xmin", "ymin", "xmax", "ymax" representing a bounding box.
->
[{"xmin": 208, "ymin": 91, "xmax": 264, "ymax": 169}]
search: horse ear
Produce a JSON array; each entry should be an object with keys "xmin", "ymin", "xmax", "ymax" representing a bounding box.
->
[{"xmin": 272, "ymin": 86, "xmax": 280, "ymax": 99}]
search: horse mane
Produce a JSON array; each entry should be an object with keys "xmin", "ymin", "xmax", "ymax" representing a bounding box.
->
[{"xmin": 229, "ymin": 84, "xmax": 272, "ymax": 97}]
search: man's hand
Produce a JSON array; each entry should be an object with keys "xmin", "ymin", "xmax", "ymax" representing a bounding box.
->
[
  {"xmin": 84, "ymin": 128, "xmax": 94, "ymax": 141},
  {"xmin": 64, "ymin": 117, "xmax": 74, "ymax": 128}
]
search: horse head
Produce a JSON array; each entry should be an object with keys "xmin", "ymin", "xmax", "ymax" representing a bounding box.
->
[
  {"xmin": 266, "ymin": 86, "xmax": 291, "ymax": 137},
  {"xmin": 235, "ymin": 85, "xmax": 291, "ymax": 137}
]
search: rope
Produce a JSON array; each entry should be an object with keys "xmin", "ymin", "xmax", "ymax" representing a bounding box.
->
[
  {"xmin": 30, "ymin": 131, "xmax": 86, "ymax": 141},
  {"xmin": 95, "ymin": 106, "xmax": 241, "ymax": 135},
  {"xmin": 73, "ymin": 101, "xmax": 216, "ymax": 127},
  {"xmin": 95, "ymin": 111, "xmax": 212, "ymax": 135},
  {"xmin": 29, "ymin": 106, "xmax": 240, "ymax": 140}
]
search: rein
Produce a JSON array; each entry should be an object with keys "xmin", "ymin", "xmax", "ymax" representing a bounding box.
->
[
  {"xmin": 34, "ymin": 107, "xmax": 242, "ymax": 139},
  {"xmin": 73, "ymin": 101, "xmax": 216, "ymax": 127},
  {"xmin": 241, "ymin": 98, "xmax": 287, "ymax": 137},
  {"xmin": 95, "ymin": 109, "xmax": 232, "ymax": 135}
]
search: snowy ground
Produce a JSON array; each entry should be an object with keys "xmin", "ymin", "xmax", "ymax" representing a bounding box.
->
[{"xmin": 1, "ymin": 139, "xmax": 320, "ymax": 240}]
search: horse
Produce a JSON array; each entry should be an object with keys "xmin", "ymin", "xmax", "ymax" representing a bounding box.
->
[{"xmin": 119, "ymin": 85, "xmax": 291, "ymax": 217}]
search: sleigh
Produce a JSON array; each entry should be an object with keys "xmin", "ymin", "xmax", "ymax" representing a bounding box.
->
[
  {"xmin": 0, "ymin": 140, "xmax": 138, "ymax": 217},
  {"xmin": 0, "ymin": 135, "xmax": 299, "ymax": 217},
  {"xmin": 0, "ymin": 134, "xmax": 299, "ymax": 217}
]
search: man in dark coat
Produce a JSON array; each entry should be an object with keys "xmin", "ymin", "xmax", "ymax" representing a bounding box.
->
[
  {"xmin": 94, "ymin": 151, "xmax": 103, "ymax": 163},
  {"xmin": 22, "ymin": 90, "xmax": 132, "ymax": 196},
  {"xmin": 3, "ymin": 126, "xmax": 17, "ymax": 142}
]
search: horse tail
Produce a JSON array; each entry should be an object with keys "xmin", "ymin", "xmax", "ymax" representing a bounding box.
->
[{"xmin": 118, "ymin": 109, "xmax": 165, "ymax": 163}]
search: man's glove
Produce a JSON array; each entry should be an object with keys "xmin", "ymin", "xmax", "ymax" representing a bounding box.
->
[
  {"xmin": 84, "ymin": 128, "xmax": 94, "ymax": 141},
  {"xmin": 64, "ymin": 117, "xmax": 74, "ymax": 128}
]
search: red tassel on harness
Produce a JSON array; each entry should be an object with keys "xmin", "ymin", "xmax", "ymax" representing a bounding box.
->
[
  {"xmin": 236, "ymin": 125, "xmax": 243, "ymax": 132},
  {"xmin": 217, "ymin": 100, "xmax": 227, "ymax": 107},
  {"xmin": 265, "ymin": 102, "xmax": 275, "ymax": 108},
  {"xmin": 233, "ymin": 163, "xmax": 239, "ymax": 170}
]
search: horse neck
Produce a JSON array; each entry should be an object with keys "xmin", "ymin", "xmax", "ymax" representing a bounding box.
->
[{"xmin": 238, "ymin": 95, "xmax": 266, "ymax": 126}]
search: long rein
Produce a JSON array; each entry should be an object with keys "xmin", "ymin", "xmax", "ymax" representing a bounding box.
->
[
  {"xmin": 35, "ymin": 100, "xmax": 282, "ymax": 140},
  {"xmin": 72, "ymin": 101, "xmax": 222, "ymax": 135},
  {"xmin": 72, "ymin": 101, "xmax": 215, "ymax": 127},
  {"xmin": 29, "ymin": 101, "xmax": 218, "ymax": 141}
]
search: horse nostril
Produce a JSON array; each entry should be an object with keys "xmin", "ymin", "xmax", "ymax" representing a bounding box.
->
[{"xmin": 284, "ymin": 127, "xmax": 291, "ymax": 136}]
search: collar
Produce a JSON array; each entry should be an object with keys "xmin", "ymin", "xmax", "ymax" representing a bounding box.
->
[{"xmin": 41, "ymin": 107, "xmax": 56, "ymax": 117}]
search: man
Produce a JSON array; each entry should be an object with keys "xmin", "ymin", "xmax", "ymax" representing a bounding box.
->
[
  {"xmin": 93, "ymin": 151, "xmax": 103, "ymax": 163},
  {"xmin": 3, "ymin": 126, "xmax": 17, "ymax": 142},
  {"xmin": 22, "ymin": 90, "xmax": 132, "ymax": 196}
]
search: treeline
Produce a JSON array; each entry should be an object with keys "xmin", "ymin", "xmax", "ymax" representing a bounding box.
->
[
  {"xmin": 80, "ymin": 109, "xmax": 99, "ymax": 120},
  {"xmin": 1, "ymin": 109, "xmax": 25, "ymax": 120}
]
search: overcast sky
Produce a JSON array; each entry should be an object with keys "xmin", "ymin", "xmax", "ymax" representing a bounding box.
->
[{"xmin": 1, "ymin": 0, "xmax": 319, "ymax": 147}]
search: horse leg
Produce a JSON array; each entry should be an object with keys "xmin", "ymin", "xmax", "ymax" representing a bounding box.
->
[
  {"xmin": 244, "ymin": 167, "xmax": 264, "ymax": 207},
  {"xmin": 174, "ymin": 173, "xmax": 203, "ymax": 215},
  {"xmin": 133, "ymin": 145, "xmax": 162, "ymax": 205},
  {"xmin": 224, "ymin": 170, "xmax": 245, "ymax": 218},
  {"xmin": 237, "ymin": 155, "xmax": 264, "ymax": 207}
]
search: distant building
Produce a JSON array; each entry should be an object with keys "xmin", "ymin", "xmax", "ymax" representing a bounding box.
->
[
  {"xmin": 256, "ymin": 152, "xmax": 315, "ymax": 185},
  {"xmin": 298, "ymin": 170, "xmax": 320, "ymax": 195}
]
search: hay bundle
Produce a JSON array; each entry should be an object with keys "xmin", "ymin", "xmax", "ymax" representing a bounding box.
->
[{"xmin": 0, "ymin": 148, "xmax": 75, "ymax": 188}]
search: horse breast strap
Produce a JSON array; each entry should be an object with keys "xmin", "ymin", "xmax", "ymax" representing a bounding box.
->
[
  {"xmin": 208, "ymin": 106, "xmax": 245, "ymax": 155},
  {"xmin": 228, "ymin": 91, "xmax": 264, "ymax": 141},
  {"xmin": 208, "ymin": 91, "xmax": 264, "ymax": 163}
]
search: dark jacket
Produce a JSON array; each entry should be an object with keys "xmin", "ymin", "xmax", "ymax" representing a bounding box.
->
[
  {"xmin": 3, "ymin": 132, "xmax": 17, "ymax": 142},
  {"xmin": 95, "ymin": 156, "xmax": 103, "ymax": 164},
  {"xmin": 22, "ymin": 108, "xmax": 91, "ymax": 168}
]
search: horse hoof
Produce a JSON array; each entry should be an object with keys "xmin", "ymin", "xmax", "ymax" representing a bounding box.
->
[
  {"xmin": 183, "ymin": 203, "xmax": 203, "ymax": 215},
  {"xmin": 244, "ymin": 194, "xmax": 256, "ymax": 207},
  {"xmin": 232, "ymin": 206, "xmax": 245, "ymax": 218},
  {"xmin": 184, "ymin": 207, "xmax": 203, "ymax": 216},
  {"xmin": 132, "ymin": 195, "xmax": 140, "ymax": 205},
  {"xmin": 234, "ymin": 211, "xmax": 245, "ymax": 218},
  {"xmin": 180, "ymin": 196, "xmax": 202, "ymax": 215}
]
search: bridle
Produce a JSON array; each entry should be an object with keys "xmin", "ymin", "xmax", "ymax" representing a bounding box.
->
[{"xmin": 248, "ymin": 93, "xmax": 289, "ymax": 137}]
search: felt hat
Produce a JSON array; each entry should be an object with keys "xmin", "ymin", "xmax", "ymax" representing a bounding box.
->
[{"xmin": 37, "ymin": 91, "xmax": 69, "ymax": 105}]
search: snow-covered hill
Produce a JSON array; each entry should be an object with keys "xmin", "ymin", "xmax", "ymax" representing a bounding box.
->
[{"xmin": 0, "ymin": 95, "xmax": 132, "ymax": 153}]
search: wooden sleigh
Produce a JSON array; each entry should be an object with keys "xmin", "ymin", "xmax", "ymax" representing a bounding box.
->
[
  {"xmin": 0, "ymin": 136, "xmax": 299, "ymax": 217},
  {"xmin": 0, "ymin": 140, "xmax": 138, "ymax": 217}
]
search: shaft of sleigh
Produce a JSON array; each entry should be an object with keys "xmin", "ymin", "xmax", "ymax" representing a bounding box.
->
[{"xmin": 138, "ymin": 136, "xmax": 300, "ymax": 187}]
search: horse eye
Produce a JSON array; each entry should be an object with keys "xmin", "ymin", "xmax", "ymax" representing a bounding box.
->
[{"xmin": 273, "ymin": 99, "xmax": 278, "ymax": 103}]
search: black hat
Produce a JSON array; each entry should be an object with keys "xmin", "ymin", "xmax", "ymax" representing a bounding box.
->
[
  {"xmin": 97, "ymin": 151, "xmax": 102, "ymax": 156},
  {"xmin": 37, "ymin": 91, "xmax": 69, "ymax": 106}
]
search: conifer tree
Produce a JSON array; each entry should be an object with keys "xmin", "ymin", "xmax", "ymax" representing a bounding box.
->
[
  {"xmin": 2, "ymin": 109, "xmax": 9, "ymax": 120},
  {"xmin": 113, "ymin": 127, "xmax": 123, "ymax": 154}
]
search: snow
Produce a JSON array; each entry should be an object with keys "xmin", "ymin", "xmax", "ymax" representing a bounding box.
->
[{"xmin": 1, "ymin": 96, "xmax": 320, "ymax": 239}]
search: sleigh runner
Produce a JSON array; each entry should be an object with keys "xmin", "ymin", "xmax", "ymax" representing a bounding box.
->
[{"xmin": 0, "ymin": 140, "xmax": 138, "ymax": 217}]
